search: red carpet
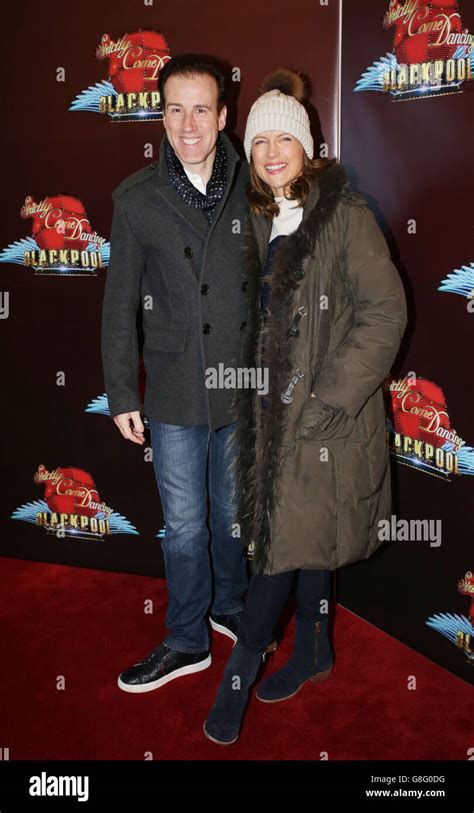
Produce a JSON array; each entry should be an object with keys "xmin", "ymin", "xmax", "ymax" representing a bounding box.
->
[{"xmin": 2, "ymin": 556, "xmax": 470, "ymax": 760}]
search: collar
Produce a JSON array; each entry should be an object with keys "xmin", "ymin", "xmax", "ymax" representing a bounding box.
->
[
  {"xmin": 154, "ymin": 131, "xmax": 242, "ymax": 238},
  {"xmin": 183, "ymin": 166, "xmax": 207, "ymax": 194}
]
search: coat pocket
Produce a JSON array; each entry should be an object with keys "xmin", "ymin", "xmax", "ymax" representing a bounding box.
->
[
  {"xmin": 144, "ymin": 327, "xmax": 188, "ymax": 352},
  {"xmin": 296, "ymin": 392, "xmax": 361, "ymax": 441}
]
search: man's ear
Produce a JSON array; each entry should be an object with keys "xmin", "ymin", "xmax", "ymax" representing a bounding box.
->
[{"xmin": 218, "ymin": 104, "xmax": 228, "ymax": 131}]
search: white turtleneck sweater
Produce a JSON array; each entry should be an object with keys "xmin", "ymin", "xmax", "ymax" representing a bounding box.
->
[{"xmin": 270, "ymin": 195, "xmax": 304, "ymax": 240}]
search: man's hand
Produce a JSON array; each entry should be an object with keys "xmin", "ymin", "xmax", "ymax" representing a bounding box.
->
[{"xmin": 113, "ymin": 411, "xmax": 145, "ymax": 445}]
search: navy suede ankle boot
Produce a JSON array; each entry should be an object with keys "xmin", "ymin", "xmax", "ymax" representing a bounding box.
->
[
  {"xmin": 255, "ymin": 616, "xmax": 333, "ymax": 703},
  {"xmin": 203, "ymin": 641, "xmax": 264, "ymax": 744}
]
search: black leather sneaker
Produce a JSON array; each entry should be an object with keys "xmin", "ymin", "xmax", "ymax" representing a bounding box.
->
[
  {"xmin": 118, "ymin": 642, "xmax": 211, "ymax": 693},
  {"xmin": 210, "ymin": 612, "xmax": 243, "ymax": 644},
  {"xmin": 210, "ymin": 612, "xmax": 278, "ymax": 654}
]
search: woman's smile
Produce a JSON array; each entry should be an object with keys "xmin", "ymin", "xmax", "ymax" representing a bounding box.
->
[{"xmin": 264, "ymin": 162, "xmax": 288, "ymax": 174}]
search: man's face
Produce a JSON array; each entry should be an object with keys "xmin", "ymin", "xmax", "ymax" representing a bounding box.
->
[{"xmin": 162, "ymin": 73, "xmax": 227, "ymax": 175}]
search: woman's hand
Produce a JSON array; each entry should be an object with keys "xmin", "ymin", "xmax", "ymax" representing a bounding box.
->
[{"xmin": 296, "ymin": 392, "xmax": 358, "ymax": 441}]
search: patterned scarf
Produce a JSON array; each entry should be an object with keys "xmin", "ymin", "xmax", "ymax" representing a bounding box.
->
[{"xmin": 165, "ymin": 134, "xmax": 227, "ymax": 223}]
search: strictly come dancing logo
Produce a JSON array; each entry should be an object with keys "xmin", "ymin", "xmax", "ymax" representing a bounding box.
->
[
  {"xmin": 0, "ymin": 195, "xmax": 110, "ymax": 275},
  {"xmin": 11, "ymin": 465, "xmax": 138, "ymax": 539},
  {"xmin": 385, "ymin": 376, "xmax": 474, "ymax": 478},
  {"xmin": 69, "ymin": 30, "xmax": 171, "ymax": 121},
  {"xmin": 355, "ymin": 0, "xmax": 474, "ymax": 99},
  {"xmin": 426, "ymin": 570, "xmax": 474, "ymax": 664}
]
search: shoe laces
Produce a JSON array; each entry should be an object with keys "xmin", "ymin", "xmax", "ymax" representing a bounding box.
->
[{"xmin": 142, "ymin": 644, "xmax": 169, "ymax": 665}]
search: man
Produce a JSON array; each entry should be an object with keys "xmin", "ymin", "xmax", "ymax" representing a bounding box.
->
[{"xmin": 101, "ymin": 54, "xmax": 250, "ymax": 692}]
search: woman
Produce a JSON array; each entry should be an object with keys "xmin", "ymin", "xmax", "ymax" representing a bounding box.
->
[{"xmin": 203, "ymin": 69, "xmax": 407, "ymax": 745}]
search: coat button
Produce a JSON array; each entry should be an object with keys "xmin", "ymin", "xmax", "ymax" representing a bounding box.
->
[
  {"xmin": 293, "ymin": 269, "xmax": 305, "ymax": 280},
  {"xmin": 240, "ymin": 321, "xmax": 247, "ymax": 332},
  {"xmin": 202, "ymin": 323, "xmax": 211, "ymax": 334},
  {"xmin": 241, "ymin": 280, "xmax": 249, "ymax": 292},
  {"xmin": 200, "ymin": 284, "xmax": 210, "ymax": 295},
  {"xmin": 184, "ymin": 247, "xmax": 193, "ymax": 258},
  {"xmin": 149, "ymin": 162, "xmax": 157, "ymax": 170}
]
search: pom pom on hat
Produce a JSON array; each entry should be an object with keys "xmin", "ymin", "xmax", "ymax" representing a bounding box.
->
[{"xmin": 260, "ymin": 68, "xmax": 307, "ymax": 101}]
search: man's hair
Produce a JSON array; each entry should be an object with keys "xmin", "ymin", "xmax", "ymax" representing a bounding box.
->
[{"xmin": 158, "ymin": 54, "xmax": 227, "ymax": 113}]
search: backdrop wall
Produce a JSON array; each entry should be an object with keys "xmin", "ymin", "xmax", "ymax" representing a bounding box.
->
[
  {"xmin": 2, "ymin": 0, "xmax": 472, "ymax": 685},
  {"xmin": 1, "ymin": 4, "xmax": 339, "ymax": 572},
  {"xmin": 336, "ymin": 0, "xmax": 473, "ymax": 685}
]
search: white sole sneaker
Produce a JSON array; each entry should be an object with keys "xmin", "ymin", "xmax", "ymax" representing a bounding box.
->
[
  {"xmin": 209, "ymin": 617, "xmax": 238, "ymax": 644},
  {"xmin": 117, "ymin": 653, "xmax": 212, "ymax": 694},
  {"xmin": 210, "ymin": 618, "xmax": 278, "ymax": 654}
]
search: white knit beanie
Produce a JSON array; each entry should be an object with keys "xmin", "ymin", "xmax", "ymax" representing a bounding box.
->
[{"xmin": 244, "ymin": 69, "xmax": 314, "ymax": 162}]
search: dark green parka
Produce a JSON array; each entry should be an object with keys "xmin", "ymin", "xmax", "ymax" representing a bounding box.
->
[{"xmin": 233, "ymin": 162, "xmax": 408, "ymax": 575}]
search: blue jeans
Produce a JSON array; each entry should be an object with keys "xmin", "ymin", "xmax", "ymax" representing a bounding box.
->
[
  {"xmin": 149, "ymin": 421, "xmax": 248, "ymax": 653},
  {"xmin": 239, "ymin": 568, "xmax": 333, "ymax": 653}
]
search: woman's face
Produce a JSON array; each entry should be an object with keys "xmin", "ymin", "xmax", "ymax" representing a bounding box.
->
[{"xmin": 251, "ymin": 131, "xmax": 304, "ymax": 196}]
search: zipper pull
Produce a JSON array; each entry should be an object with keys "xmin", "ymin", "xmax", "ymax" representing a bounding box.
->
[
  {"xmin": 287, "ymin": 306, "xmax": 308, "ymax": 339},
  {"xmin": 280, "ymin": 368, "xmax": 305, "ymax": 404}
]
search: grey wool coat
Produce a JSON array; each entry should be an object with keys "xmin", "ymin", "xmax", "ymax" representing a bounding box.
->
[
  {"xmin": 101, "ymin": 131, "xmax": 250, "ymax": 430},
  {"xmin": 232, "ymin": 161, "xmax": 408, "ymax": 575}
]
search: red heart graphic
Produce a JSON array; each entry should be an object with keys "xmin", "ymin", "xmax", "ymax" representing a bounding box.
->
[
  {"xmin": 98, "ymin": 31, "xmax": 170, "ymax": 96},
  {"xmin": 26, "ymin": 196, "xmax": 91, "ymax": 252},
  {"xmin": 36, "ymin": 466, "xmax": 101, "ymax": 518},
  {"xmin": 391, "ymin": 378, "xmax": 450, "ymax": 449},
  {"xmin": 386, "ymin": 1, "xmax": 462, "ymax": 65}
]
